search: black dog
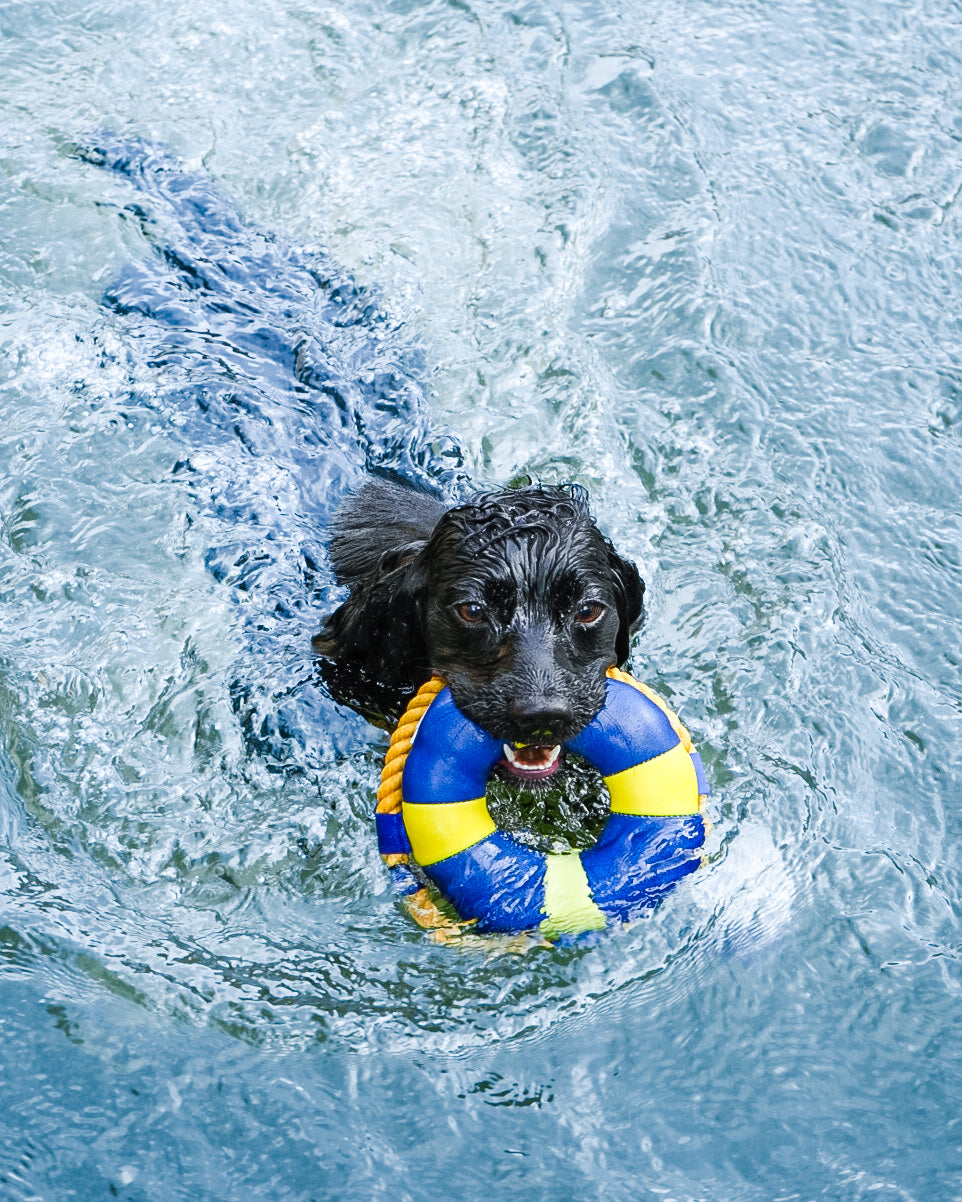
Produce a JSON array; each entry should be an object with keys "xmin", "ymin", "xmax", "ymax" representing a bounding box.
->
[
  {"xmin": 315, "ymin": 477, "xmax": 644, "ymax": 781},
  {"xmin": 81, "ymin": 139, "xmax": 643, "ymax": 777}
]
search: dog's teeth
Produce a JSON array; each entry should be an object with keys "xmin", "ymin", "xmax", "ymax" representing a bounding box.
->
[{"xmin": 502, "ymin": 743, "xmax": 561, "ymax": 773}]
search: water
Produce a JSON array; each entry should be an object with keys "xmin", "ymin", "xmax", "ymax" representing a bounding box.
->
[{"xmin": 1, "ymin": 0, "xmax": 961, "ymax": 1197}]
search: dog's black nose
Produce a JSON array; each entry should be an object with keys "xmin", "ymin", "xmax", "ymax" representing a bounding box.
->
[{"xmin": 508, "ymin": 696, "xmax": 575, "ymax": 741}]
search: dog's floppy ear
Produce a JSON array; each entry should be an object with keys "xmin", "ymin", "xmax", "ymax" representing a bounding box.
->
[
  {"xmin": 607, "ymin": 545, "xmax": 645, "ymax": 666},
  {"xmin": 313, "ymin": 542, "xmax": 431, "ymax": 724}
]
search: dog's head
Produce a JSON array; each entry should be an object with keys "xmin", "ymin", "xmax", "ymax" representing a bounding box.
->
[
  {"xmin": 417, "ymin": 485, "xmax": 644, "ymax": 778},
  {"xmin": 316, "ymin": 482, "xmax": 645, "ymax": 773}
]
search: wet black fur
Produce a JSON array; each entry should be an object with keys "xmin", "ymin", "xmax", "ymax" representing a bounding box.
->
[
  {"xmin": 315, "ymin": 478, "xmax": 645, "ymax": 742},
  {"xmin": 79, "ymin": 138, "xmax": 643, "ymax": 753}
]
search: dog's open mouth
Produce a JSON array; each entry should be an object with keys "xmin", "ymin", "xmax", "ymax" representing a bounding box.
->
[{"xmin": 500, "ymin": 742, "xmax": 563, "ymax": 781}]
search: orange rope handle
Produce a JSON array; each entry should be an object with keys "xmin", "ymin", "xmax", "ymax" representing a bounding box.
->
[
  {"xmin": 376, "ymin": 675, "xmax": 447, "ymax": 815},
  {"xmin": 375, "ymin": 674, "xmax": 470, "ymax": 936}
]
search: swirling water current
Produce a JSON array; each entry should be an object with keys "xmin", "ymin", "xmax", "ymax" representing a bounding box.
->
[{"xmin": 1, "ymin": 1, "xmax": 961, "ymax": 1198}]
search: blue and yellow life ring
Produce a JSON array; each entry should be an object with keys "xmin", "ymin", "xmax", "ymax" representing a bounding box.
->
[{"xmin": 375, "ymin": 667, "xmax": 708, "ymax": 940}]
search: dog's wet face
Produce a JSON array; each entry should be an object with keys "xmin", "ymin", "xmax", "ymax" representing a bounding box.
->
[
  {"xmin": 421, "ymin": 490, "xmax": 640, "ymax": 781},
  {"xmin": 317, "ymin": 480, "xmax": 645, "ymax": 745}
]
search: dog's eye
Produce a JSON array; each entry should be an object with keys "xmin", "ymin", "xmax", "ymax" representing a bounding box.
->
[
  {"xmin": 456, "ymin": 602, "xmax": 485, "ymax": 624},
  {"xmin": 575, "ymin": 601, "xmax": 606, "ymax": 626}
]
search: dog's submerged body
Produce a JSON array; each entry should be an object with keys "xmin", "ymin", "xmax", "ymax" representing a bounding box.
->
[
  {"xmin": 316, "ymin": 478, "xmax": 645, "ymax": 780},
  {"xmin": 84, "ymin": 137, "xmax": 646, "ymax": 786}
]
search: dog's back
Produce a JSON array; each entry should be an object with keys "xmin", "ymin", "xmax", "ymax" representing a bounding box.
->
[{"xmin": 327, "ymin": 477, "xmax": 447, "ymax": 587}]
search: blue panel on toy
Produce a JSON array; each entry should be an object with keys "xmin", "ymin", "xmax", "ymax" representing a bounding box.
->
[
  {"xmin": 583, "ymin": 813, "xmax": 706, "ymax": 922},
  {"xmin": 566, "ymin": 680, "xmax": 681, "ymax": 775},
  {"xmin": 690, "ymin": 748, "xmax": 709, "ymax": 796},
  {"xmin": 424, "ymin": 832, "xmax": 548, "ymax": 933},
  {"xmin": 375, "ymin": 809, "xmax": 412, "ymax": 855},
  {"xmin": 402, "ymin": 688, "xmax": 503, "ymax": 804},
  {"xmin": 386, "ymin": 861, "xmax": 422, "ymax": 897}
]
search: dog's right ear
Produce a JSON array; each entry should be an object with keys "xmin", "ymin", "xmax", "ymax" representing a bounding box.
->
[
  {"xmin": 313, "ymin": 541, "xmax": 431, "ymax": 724},
  {"xmin": 326, "ymin": 477, "xmax": 447, "ymax": 586}
]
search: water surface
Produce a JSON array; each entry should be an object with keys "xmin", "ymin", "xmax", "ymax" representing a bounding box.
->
[{"xmin": 1, "ymin": 0, "xmax": 961, "ymax": 1198}]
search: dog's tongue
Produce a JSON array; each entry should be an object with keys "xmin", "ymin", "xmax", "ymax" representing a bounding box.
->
[{"xmin": 500, "ymin": 742, "xmax": 562, "ymax": 781}]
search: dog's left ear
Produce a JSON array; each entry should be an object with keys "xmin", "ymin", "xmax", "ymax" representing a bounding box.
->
[{"xmin": 607, "ymin": 544, "xmax": 645, "ymax": 665}]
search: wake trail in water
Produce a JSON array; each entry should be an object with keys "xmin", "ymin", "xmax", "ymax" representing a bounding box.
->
[{"xmin": 75, "ymin": 134, "xmax": 471, "ymax": 758}]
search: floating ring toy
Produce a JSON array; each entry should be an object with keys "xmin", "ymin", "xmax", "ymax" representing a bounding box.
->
[{"xmin": 375, "ymin": 667, "xmax": 708, "ymax": 940}]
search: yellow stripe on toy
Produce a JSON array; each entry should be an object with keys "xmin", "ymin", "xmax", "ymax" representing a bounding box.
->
[
  {"xmin": 540, "ymin": 852, "xmax": 606, "ymax": 940},
  {"xmin": 605, "ymin": 741, "xmax": 701, "ymax": 816},
  {"xmin": 402, "ymin": 797, "xmax": 496, "ymax": 865}
]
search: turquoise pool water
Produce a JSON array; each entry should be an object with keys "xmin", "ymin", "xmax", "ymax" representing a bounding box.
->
[{"xmin": 1, "ymin": 0, "xmax": 961, "ymax": 1197}]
